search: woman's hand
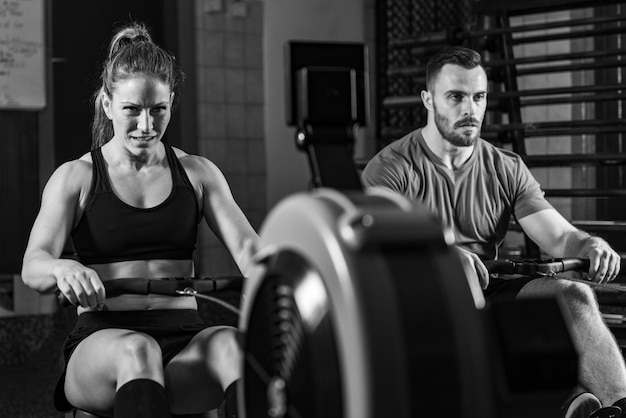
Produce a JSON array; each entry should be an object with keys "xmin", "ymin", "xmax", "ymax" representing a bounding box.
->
[
  {"xmin": 455, "ymin": 246, "xmax": 490, "ymax": 290},
  {"xmin": 53, "ymin": 260, "xmax": 106, "ymax": 308}
]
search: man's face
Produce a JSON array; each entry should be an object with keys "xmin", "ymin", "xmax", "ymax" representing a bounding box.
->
[{"xmin": 426, "ymin": 64, "xmax": 488, "ymax": 147}]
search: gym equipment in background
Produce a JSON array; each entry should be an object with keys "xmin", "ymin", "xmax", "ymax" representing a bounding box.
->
[{"xmin": 285, "ymin": 41, "xmax": 368, "ymax": 190}]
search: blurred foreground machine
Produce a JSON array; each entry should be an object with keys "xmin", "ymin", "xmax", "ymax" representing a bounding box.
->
[{"xmin": 238, "ymin": 187, "xmax": 578, "ymax": 418}]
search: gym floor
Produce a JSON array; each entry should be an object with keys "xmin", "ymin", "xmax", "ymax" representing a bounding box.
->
[{"xmin": 0, "ymin": 294, "xmax": 239, "ymax": 418}]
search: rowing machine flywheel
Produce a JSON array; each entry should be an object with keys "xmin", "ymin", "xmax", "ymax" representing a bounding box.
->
[{"xmin": 239, "ymin": 188, "xmax": 495, "ymax": 418}]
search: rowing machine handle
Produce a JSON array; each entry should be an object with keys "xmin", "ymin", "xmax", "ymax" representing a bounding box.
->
[
  {"xmin": 483, "ymin": 257, "xmax": 591, "ymax": 276},
  {"xmin": 559, "ymin": 258, "xmax": 590, "ymax": 273},
  {"xmin": 57, "ymin": 276, "xmax": 244, "ymax": 307}
]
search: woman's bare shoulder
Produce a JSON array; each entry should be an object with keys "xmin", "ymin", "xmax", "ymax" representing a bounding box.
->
[
  {"xmin": 172, "ymin": 147, "xmax": 229, "ymax": 198},
  {"xmin": 47, "ymin": 155, "xmax": 93, "ymax": 193},
  {"xmin": 57, "ymin": 155, "xmax": 92, "ymax": 176},
  {"xmin": 173, "ymin": 147, "xmax": 220, "ymax": 173}
]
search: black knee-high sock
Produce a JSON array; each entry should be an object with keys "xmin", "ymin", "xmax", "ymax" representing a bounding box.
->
[
  {"xmin": 224, "ymin": 381, "xmax": 239, "ymax": 418},
  {"xmin": 114, "ymin": 378, "xmax": 172, "ymax": 418}
]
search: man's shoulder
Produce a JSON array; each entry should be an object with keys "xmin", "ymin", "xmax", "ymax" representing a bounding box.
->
[
  {"xmin": 476, "ymin": 138, "xmax": 525, "ymax": 165},
  {"xmin": 373, "ymin": 129, "xmax": 422, "ymax": 160}
]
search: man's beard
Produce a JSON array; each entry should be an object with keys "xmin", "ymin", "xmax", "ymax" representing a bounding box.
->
[{"xmin": 433, "ymin": 105, "xmax": 482, "ymax": 147}]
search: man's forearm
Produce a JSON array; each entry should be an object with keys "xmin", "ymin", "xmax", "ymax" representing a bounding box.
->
[{"xmin": 563, "ymin": 229, "xmax": 607, "ymax": 258}]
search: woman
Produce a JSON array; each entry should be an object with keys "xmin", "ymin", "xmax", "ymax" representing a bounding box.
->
[{"xmin": 21, "ymin": 22, "xmax": 258, "ymax": 418}]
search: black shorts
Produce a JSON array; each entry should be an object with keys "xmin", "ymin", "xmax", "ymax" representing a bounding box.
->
[
  {"xmin": 54, "ymin": 309, "xmax": 208, "ymax": 412},
  {"xmin": 484, "ymin": 276, "xmax": 535, "ymax": 303}
]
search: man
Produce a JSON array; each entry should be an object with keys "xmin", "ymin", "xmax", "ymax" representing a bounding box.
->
[{"xmin": 362, "ymin": 46, "xmax": 626, "ymax": 418}]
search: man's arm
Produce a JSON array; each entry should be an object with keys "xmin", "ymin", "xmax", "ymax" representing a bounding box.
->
[{"xmin": 518, "ymin": 208, "xmax": 620, "ymax": 283}]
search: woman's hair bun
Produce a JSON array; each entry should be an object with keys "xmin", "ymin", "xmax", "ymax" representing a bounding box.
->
[{"xmin": 108, "ymin": 22, "xmax": 153, "ymax": 58}]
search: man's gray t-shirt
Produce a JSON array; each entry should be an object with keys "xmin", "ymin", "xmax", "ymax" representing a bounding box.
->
[{"xmin": 361, "ymin": 129, "xmax": 553, "ymax": 260}]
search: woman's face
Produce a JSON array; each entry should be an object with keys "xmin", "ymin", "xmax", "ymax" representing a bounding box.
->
[{"xmin": 102, "ymin": 75, "xmax": 173, "ymax": 150}]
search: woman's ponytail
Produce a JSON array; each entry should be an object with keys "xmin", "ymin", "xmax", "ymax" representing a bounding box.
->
[{"xmin": 90, "ymin": 22, "xmax": 183, "ymax": 149}]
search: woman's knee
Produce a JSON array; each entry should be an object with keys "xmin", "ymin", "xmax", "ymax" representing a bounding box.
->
[
  {"xmin": 115, "ymin": 332, "xmax": 163, "ymax": 373},
  {"xmin": 65, "ymin": 331, "xmax": 163, "ymax": 411},
  {"xmin": 200, "ymin": 327, "xmax": 242, "ymax": 370}
]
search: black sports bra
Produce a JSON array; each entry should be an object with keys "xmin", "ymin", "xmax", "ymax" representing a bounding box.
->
[{"xmin": 71, "ymin": 144, "xmax": 200, "ymax": 264}]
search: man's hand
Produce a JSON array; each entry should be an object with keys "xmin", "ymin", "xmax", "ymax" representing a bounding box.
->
[
  {"xmin": 578, "ymin": 236, "xmax": 621, "ymax": 284},
  {"xmin": 456, "ymin": 246, "xmax": 490, "ymax": 289},
  {"xmin": 518, "ymin": 210, "xmax": 621, "ymax": 284}
]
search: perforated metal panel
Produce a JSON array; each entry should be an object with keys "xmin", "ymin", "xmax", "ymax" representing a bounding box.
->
[{"xmin": 376, "ymin": 0, "xmax": 473, "ymax": 146}]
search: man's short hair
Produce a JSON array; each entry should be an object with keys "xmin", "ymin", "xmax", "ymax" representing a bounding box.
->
[{"xmin": 425, "ymin": 46, "xmax": 483, "ymax": 91}]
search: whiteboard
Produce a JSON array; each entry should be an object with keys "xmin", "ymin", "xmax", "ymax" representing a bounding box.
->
[{"xmin": 0, "ymin": 0, "xmax": 45, "ymax": 110}]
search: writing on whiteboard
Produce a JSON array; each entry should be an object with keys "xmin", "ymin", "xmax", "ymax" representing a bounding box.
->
[{"xmin": 0, "ymin": 0, "xmax": 45, "ymax": 109}]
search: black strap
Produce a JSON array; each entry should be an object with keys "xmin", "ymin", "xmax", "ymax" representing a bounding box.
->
[
  {"xmin": 104, "ymin": 277, "xmax": 244, "ymax": 297},
  {"xmin": 58, "ymin": 276, "xmax": 243, "ymax": 306}
]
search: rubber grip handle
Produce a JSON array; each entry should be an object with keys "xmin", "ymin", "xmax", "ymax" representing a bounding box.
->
[
  {"xmin": 57, "ymin": 276, "xmax": 244, "ymax": 307},
  {"xmin": 559, "ymin": 258, "xmax": 590, "ymax": 273}
]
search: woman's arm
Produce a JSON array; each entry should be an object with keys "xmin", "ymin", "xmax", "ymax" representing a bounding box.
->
[
  {"xmin": 190, "ymin": 156, "xmax": 260, "ymax": 276},
  {"xmin": 21, "ymin": 160, "xmax": 105, "ymax": 307}
]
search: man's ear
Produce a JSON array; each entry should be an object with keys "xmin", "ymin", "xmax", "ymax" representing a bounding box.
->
[{"xmin": 421, "ymin": 89, "xmax": 433, "ymax": 112}]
